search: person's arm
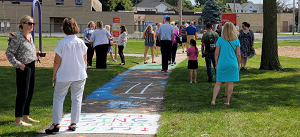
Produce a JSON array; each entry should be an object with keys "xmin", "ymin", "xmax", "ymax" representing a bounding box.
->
[
  {"xmin": 83, "ymin": 53, "xmax": 87, "ymax": 71},
  {"xmin": 142, "ymin": 31, "xmax": 146, "ymax": 39},
  {"xmin": 5, "ymin": 35, "xmax": 24, "ymax": 70},
  {"xmin": 195, "ymin": 32, "xmax": 198, "ymax": 40},
  {"xmin": 236, "ymin": 47, "xmax": 241, "ymax": 71},
  {"xmin": 201, "ymin": 43, "xmax": 205, "ymax": 58},
  {"xmin": 171, "ymin": 33, "xmax": 174, "ymax": 44},
  {"xmin": 90, "ymin": 31, "xmax": 95, "ymax": 46},
  {"xmin": 214, "ymin": 46, "xmax": 220, "ymax": 70},
  {"xmin": 52, "ymin": 53, "xmax": 62, "ymax": 84},
  {"xmin": 251, "ymin": 31, "xmax": 255, "ymax": 49}
]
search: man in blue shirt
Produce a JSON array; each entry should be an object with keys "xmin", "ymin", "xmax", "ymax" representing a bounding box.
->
[
  {"xmin": 185, "ymin": 21, "xmax": 198, "ymax": 47},
  {"xmin": 157, "ymin": 16, "xmax": 175, "ymax": 74}
]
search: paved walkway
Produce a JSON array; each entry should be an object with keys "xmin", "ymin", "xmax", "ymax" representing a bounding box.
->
[{"xmin": 35, "ymin": 48, "xmax": 188, "ymax": 137}]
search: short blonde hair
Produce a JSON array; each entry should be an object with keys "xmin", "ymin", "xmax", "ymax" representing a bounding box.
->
[
  {"xmin": 19, "ymin": 15, "xmax": 33, "ymax": 29},
  {"xmin": 157, "ymin": 23, "xmax": 162, "ymax": 29},
  {"xmin": 184, "ymin": 23, "xmax": 189, "ymax": 28},
  {"xmin": 105, "ymin": 25, "xmax": 110, "ymax": 32},
  {"xmin": 222, "ymin": 22, "xmax": 238, "ymax": 41},
  {"xmin": 87, "ymin": 21, "xmax": 94, "ymax": 28}
]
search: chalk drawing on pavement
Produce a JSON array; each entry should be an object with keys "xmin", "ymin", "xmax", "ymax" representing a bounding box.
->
[
  {"xmin": 105, "ymin": 101, "xmax": 141, "ymax": 109},
  {"xmin": 43, "ymin": 113, "xmax": 161, "ymax": 134}
]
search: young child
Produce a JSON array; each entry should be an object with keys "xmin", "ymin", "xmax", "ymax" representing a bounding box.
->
[
  {"xmin": 7, "ymin": 32, "xmax": 15, "ymax": 45},
  {"xmin": 105, "ymin": 25, "xmax": 117, "ymax": 62},
  {"xmin": 187, "ymin": 39, "xmax": 199, "ymax": 83}
]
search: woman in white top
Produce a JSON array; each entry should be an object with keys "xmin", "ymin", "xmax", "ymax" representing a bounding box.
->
[
  {"xmin": 90, "ymin": 20, "xmax": 111, "ymax": 69},
  {"xmin": 45, "ymin": 17, "xmax": 87, "ymax": 134},
  {"xmin": 83, "ymin": 21, "xmax": 95, "ymax": 67},
  {"xmin": 116, "ymin": 25, "xmax": 128, "ymax": 65}
]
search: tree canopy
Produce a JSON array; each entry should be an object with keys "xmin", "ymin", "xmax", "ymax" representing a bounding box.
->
[
  {"xmin": 200, "ymin": 0, "xmax": 222, "ymax": 22},
  {"xmin": 99, "ymin": 0, "xmax": 134, "ymax": 11}
]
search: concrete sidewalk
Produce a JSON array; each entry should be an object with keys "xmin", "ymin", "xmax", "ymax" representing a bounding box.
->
[{"xmin": 35, "ymin": 48, "xmax": 188, "ymax": 137}]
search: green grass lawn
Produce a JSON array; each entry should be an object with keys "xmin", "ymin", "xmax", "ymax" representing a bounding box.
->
[
  {"xmin": 0, "ymin": 56, "xmax": 144, "ymax": 136},
  {"xmin": 0, "ymin": 36, "xmax": 202, "ymax": 55},
  {"xmin": 254, "ymin": 40, "xmax": 300, "ymax": 49},
  {"xmin": 157, "ymin": 55, "xmax": 300, "ymax": 136}
]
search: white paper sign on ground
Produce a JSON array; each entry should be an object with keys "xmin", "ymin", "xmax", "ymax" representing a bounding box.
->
[{"xmin": 45, "ymin": 113, "xmax": 161, "ymax": 134}]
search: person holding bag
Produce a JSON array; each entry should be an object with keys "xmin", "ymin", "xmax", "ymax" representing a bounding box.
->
[{"xmin": 211, "ymin": 22, "xmax": 241, "ymax": 106}]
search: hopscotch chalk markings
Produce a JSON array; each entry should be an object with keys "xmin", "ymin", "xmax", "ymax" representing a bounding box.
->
[{"xmin": 45, "ymin": 113, "xmax": 160, "ymax": 134}]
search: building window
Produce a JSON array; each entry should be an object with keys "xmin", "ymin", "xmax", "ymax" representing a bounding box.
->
[
  {"xmin": 75, "ymin": 0, "xmax": 83, "ymax": 6},
  {"xmin": 56, "ymin": 0, "xmax": 64, "ymax": 6},
  {"xmin": 12, "ymin": 2, "xmax": 20, "ymax": 5}
]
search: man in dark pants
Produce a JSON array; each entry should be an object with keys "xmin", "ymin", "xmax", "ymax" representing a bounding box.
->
[
  {"xmin": 157, "ymin": 16, "xmax": 174, "ymax": 74},
  {"xmin": 201, "ymin": 23, "xmax": 219, "ymax": 82}
]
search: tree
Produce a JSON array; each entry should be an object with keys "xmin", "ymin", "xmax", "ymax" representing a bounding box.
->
[
  {"xmin": 200, "ymin": 0, "xmax": 222, "ymax": 23},
  {"xmin": 165, "ymin": 0, "xmax": 178, "ymax": 6},
  {"xmin": 131, "ymin": 0, "xmax": 143, "ymax": 6},
  {"xmin": 99, "ymin": 0, "xmax": 134, "ymax": 11},
  {"xmin": 260, "ymin": 0, "xmax": 284, "ymax": 70}
]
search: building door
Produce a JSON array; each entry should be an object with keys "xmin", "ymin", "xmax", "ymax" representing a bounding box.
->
[
  {"xmin": 282, "ymin": 21, "xmax": 288, "ymax": 32},
  {"xmin": 54, "ymin": 18, "xmax": 65, "ymax": 32}
]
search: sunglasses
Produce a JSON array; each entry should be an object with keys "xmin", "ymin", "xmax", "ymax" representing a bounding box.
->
[{"xmin": 24, "ymin": 22, "xmax": 35, "ymax": 26}]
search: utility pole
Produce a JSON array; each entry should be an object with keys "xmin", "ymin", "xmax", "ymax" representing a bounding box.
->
[
  {"xmin": 179, "ymin": 0, "xmax": 182, "ymax": 26},
  {"xmin": 298, "ymin": 0, "xmax": 300, "ymax": 33},
  {"xmin": 293, "ymin": 0, "xmax": 295, "ymax": 35},
  {"xmin": 234, "ymin": 0, "xmax": 236, "ymax": 13}
]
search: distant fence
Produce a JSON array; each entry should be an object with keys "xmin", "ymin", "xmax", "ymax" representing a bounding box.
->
[{"xmin": 0, "ymin": 23, "xmax": 299, "ymax": 38}]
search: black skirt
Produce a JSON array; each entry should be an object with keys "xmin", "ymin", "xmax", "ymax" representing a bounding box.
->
[
  {"xmin": 188, "ymin": 60, "xmax": 198, "ymax": 69},
  {"xmin": 156, "ymin": 39, "xmax": 160, "ymax": 47},
  {"xmin": 182, "ymin": 36, "xmax": 187, "ymax": 43}
]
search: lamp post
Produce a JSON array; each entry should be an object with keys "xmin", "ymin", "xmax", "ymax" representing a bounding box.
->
[
  {"xmin": 293, "ymin": 0, "xmax": 295, "ymax": 35},
  {"xmin": 179, "ymin": 0, "xmax": 182, "ymax": 26}
]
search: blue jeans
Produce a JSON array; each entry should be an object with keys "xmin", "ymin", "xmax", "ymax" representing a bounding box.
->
[{"xmin": 205, "ymin": 54, "xmax": 216, "ymax": 82}]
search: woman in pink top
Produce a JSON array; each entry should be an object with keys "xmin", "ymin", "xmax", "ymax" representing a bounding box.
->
[{"xmin": 187, "ymin": 39, "xmax": 199, "ymax": 83}]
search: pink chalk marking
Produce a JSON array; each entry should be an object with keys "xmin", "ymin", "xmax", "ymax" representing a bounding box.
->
[
  {"xmin": 112, "ymin": 118, "xmax": 127, "ymax": 122},
  {"xmin": 126, "ymin": 115, "xmax": 143, "ymax": 118},
  {"xmin": 141, "ymin": 128, "xmax": 148, "ymax": 131}
]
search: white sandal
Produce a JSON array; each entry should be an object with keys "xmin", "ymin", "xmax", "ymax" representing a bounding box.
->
[
  {"xmin": 224, "ymin": 103, "xmax": 230, "ymax": 105},
  {"xmin": 211, "ymin": 101, "xmax": 215, "ymax": 106}
]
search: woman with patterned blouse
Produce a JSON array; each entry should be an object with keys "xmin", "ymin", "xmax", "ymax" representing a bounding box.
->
[
  {"xmin": 6, "ymin": 15, "xmax": 40, "ymax": 126},
  {"xmin": 239, "ymin": 22, "xmax": 255, "ymax": 70}
]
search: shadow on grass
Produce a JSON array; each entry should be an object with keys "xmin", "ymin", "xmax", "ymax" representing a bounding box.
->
[
  {"xmin": 163, "ymin": 59, "xmax": 300, "ymax": 113},
  {"xmin": 1, "ymin": 131, "xmax": 37, "ymax": 137}
]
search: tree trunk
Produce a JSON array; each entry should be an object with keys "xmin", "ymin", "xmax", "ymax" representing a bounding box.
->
[{"xmin": 260, "ymin": 0, "xmax": 284, "ymax": 70}]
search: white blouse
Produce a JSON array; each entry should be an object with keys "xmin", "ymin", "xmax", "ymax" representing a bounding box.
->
[
  {"xmin": 55, "ymin": 35, "xmax": 88, "ymax": 82},
  {"xmin": 90, "ymin": 28, "xmax": 111, "ymax": 47}
]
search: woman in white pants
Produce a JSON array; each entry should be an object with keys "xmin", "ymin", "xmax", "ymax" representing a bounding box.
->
[{"xmin": 45, "ymin": 17, "xmax": 87, "ymax": 134}]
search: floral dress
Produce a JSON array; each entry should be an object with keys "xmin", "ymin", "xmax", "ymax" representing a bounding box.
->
[{"xmin": 239, "ymin": 30, "xmax": 256, "ymax": 58}]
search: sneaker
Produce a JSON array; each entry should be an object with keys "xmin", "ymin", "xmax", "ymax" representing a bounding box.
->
[
  {"xmin": 195, "ymin": 81, "xmax": 197, "ymax": 83},
  {"xmin": 168, "ymin": 61, "xmax": 171, "ymax": 65},
  {"xmin": 171, "ymin": 62, "xmax": 174, "ymax": 66},
  {"xmin": 174, "ymin": 62, "xmax": 176, "ymax": 64},
  {"xmin": 190, "ymin": 81, "xmax": 192, "ymax": 83}
]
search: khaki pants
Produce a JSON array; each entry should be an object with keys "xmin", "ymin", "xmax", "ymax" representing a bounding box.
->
[{"xmin": 187, "ymin": 35, "xmax": 195, "ymax": 45}]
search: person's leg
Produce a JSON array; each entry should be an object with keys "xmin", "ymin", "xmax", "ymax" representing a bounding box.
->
[
  {"xmin": 172, "ymin": 44, "xmax": 178, "ymax": 63},
  {"xmin": 85, "ymin": 43, "xmax": 92, "ymax": 66},
  {"xmin": 70, "ymin": 79, "xmax": 86, "ymax": 124},
  {"xmin": 160, "ymin": 41, "xmax": 166, "ymax": 70},
  {"xmin": 15, "ymin": 65, "xmax": 31, "ymax": 124},
  {"xmin": 118, "ymin": 46, "xmax": 125, "ymax": 64},
  {"xmin": 101, "ymin": 45, "xmax": 109, "ymax": 68},
  {"xmin": 52, "ymin": 81, "xmax": 72, "ymax": 124},
  {"xmin": 205, "ymin": 56, "xmax": 213, "ymax": 82},
  {"xmin": 244, "ymin": 58, "xmax": 248, "ymax": 68},
  {"xmin": 181, "ymin": 43, "xmax": 184, "ymax": 53},
  {"xmin": 194, "ymin": 69, "xmax": 197, "ymax": 82},
  {"xmin": 156, "ymin": 46, "xmax": 160, "ymax": 57},
  {"xmin": 164, "ymin": 41, "xmax": 172, "ymax": 71},
  {"xmin": 185, "ymin": 43, "xmax": 188, "ymax": 52},
  {"xmin": 189, "ymin": 69, "xmax": 193, "ymax": 82},
  {"xmin": 211, "ymin": 55, "xmax": 216, "ymax": 75},
  {"xmin": 225, "ymin": 82, "xmax": 234, "ymax": 104},
  {"xmin": 109, "ymin": 52, "xmax": 116, "ymax": 62},
  {"xmin": 144, "ymin": 45, "xmax": 149, "ymax": 62},
  {"xmin": 212, "ymin": 81, "xmax": 223, "ymax": 102},
  {"xmin": 23, "ymin": 62, "xmax": 36, "ymax": 120},
  {"xmin": 150, "ymin": 46, "xmax": 155, "ymax": 62},
  {"xmin": 94, "ymin": 46, "xmax": 100, "ymax": 68}
]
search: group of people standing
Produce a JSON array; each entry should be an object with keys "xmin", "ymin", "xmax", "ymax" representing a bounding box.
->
[
  {"xmin": 196, "ymin": 21, "xmax": 255, "ymax": 106},
  {"xmin": 83, "ymin": 21, "xmax": 128, "ymax": 68}
]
